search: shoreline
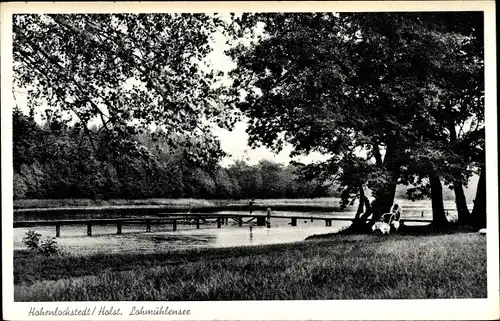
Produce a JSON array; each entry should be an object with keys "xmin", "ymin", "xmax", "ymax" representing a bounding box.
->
[
  {"xmin": 14, "ymin": 197, "xmax": 461, "ymax": 210},
  {"xmin": 12, "ymin": 198, "xmax": 464, "ymax": 224}
]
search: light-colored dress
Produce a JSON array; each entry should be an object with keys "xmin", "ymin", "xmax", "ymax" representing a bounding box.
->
[{"xmin": 390, "ymin": 205, "xmax": 402, "ymax": 231}]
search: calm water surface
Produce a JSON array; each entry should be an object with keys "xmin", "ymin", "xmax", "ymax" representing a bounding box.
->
[
  {"xmin": 13, "ymin": 204, "xmax": 460, "ymax": 255},
  {"xmin": 13, "ymin": 217, "xmax": 353, "ymax": 255}
]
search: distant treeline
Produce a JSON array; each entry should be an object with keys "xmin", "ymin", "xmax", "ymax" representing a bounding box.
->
[
  {"xmin": 395, "ymin": 183, "xmax": 476, "ymax": 204},
  {"xmin": 13, "ymin": 110, "xmax": 333, "ymax": 200},
  {"xmin": 13, "ymin": 109, "xmax": 473, "ymax": 201}
]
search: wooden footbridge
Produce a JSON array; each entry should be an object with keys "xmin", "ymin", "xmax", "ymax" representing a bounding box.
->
[{"xmin": 13, "ymin": 206, "xmax": 434, "ymax": 237}]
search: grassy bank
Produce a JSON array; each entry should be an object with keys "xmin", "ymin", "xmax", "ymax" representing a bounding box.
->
[{"xmin": 14, "ymin": 231, "xmax": 486, "ymax": 301}]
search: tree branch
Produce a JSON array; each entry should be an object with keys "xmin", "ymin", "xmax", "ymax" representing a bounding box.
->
[{"xmin": 372, "ymin": 142, "xmax": 383, "ymax": 166}]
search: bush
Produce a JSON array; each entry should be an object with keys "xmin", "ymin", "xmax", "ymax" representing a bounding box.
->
[
  {"xmin": 22, "ymin": 230, "xmax": 41, "ymax": 250},
  {"xmin": 22, "ymin": 230, "xmax": 59, "ymax": 255},
  {"xmin": 39, "ymin": 237, "xmax": 59, "ymax": 255}
]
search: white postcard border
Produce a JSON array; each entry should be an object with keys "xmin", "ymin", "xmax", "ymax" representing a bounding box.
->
[{"xmin": 1, "ymin": 2, "xmax": 498, "ymax": 320}]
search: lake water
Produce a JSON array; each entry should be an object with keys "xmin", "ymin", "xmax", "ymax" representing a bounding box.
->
[
  {"xmin": 14, "ymin": 215, "xmax": 357, "ymax": 254},
  {"xmin": 13, "ymin": 206, "xmax": 445, "ymax": 255}
]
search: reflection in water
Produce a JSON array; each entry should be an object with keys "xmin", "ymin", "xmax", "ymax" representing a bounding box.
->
[
  {"xmin": 149, "ymin": 234, "xmax": 215, "ymax": 245},
  {"xmin": 13, "ymin": 219, "xmax": 353, "ymax": 255}
]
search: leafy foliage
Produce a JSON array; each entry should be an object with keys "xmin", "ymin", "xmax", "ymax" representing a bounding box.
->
[
  {"xmin": 22, "ymin": 230, "xmax": 60, "ymax": 255},
  {"xmin": 13, "ymin": 13, "xmax": 238, "ymax": 167},
  {"xmin": 226, "ymin": 12, "xmax": 484, "ymax": 220},
  {"xmin": 39, "ymin": 237, "xmax": 60, "ymax": 255},
  {"xmin": 22, "ymin": 230, "xmax": 42, "ymax": 250},
  {"xmin": 13, "ymin": 110, "xmax": 333, "ymax": 200},
  {"xmin": 12, "ymin": 13, "xmax": 485, "ymax": 226}
]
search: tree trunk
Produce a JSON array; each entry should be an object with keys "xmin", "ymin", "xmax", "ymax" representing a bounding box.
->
[
  {"xmin": 349, "ymin": 141, "xmax": 400, "ymax": 231},
  {"xmin": 358, "ymin": 196, "xmax": 373, "ymax": 222},
  {"xmin": 370, "ymin": 141, "xmax": 400, "ymax": 221},
  {"xmin": 371, "ymin": 182, "xmax": 398, "ymax": 221},
  {"xmin": 429, "ymin": 172, "xmax": 448, "ymax": 226},
  {"xmin": 354, "ymin": 185, "xmax": 365, "ymax": 220},
  {"xmin": 349, "ymin": 193, "xmax": 372, "ymax": 232},
  {"xmin": 372, "ymin": 142, "xmax": 383, "ymax": 166},
  {"xmin": 471, "ymin": 164, "xmax": 486, "ymax": 228},
  {"xmin": 448, "ymin": 121, "xmax": 471, "ymax": 224},
  {"xmin": 452, "ymin": 171, "xmax": 471, "ymax": 224}
]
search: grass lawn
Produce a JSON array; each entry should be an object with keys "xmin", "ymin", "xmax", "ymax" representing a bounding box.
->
[{"xmin": 14, "ymin": 230, "xmax": 486, "ymax": 301}]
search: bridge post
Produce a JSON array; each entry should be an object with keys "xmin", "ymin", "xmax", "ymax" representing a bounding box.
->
[
  {"xmin": 238, "ymin": 217, "xmax": 243, "ymax": 227},
  {"xmin": 146, "ymin": 220, "xmax": 151, "ymax": 232},
  {"xmin": 310, "ymin": 217, "xmax": 313, "ymax": 222},
  {"xmin": 56, "ymin": 223, "xmax": 61, "ymax": 238},
  {"xmin": 87, "ymin": 223, "xmax": 92, "ymax": 236},
  {"xmin": 291, "ymin": 217, "xmax": 297, "ymax": 226},
  {"xmin": 266, "ymin": 208, "xmax": 272, "ymax": 228},
  {"xmin": 325, "ymin": 219, "xmax": 332, "ymax": 227},
  {"xmin": 173, "ymin": 219, "xmax": 177, "ymax": 231},
  {"xmin": 217, "ymin": 217, "xmax": 221, "ymax": 228},
  {"xmin": 117, "ymin": 222, "xmax": 122, "ymax": 235},
  {"xmin": 196, "ymin": 217, "xmax": 200, "ymax": 229},
  {"xmin": 225, "ymin": 217, "xmax": 229, "ymax": 225}
]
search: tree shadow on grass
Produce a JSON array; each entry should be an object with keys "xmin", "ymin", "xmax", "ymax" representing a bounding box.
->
[{"xmin": 306, "ymin": 222, "xmax": 479, "ymax": 240}]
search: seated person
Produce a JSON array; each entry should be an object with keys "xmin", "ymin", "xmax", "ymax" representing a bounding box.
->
[
  {"xmin": 390, "ymin": 203, "xmax": 402, "ymax": 231},
  {"xmin": 390, "ymin": 203, "xmax": 402, "ymax": 221}
]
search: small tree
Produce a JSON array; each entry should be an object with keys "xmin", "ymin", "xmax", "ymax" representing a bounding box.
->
[{"xmin": 22, "ymin": 230, "xmax": 41, "ymax": 250}]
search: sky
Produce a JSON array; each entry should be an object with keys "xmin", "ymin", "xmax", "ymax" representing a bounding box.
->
[{"xmin": 204, "ymin": 27, "xmax": 328, "ymax": 166}]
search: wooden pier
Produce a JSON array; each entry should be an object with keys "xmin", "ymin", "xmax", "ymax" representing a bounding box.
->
[{"xmin": 13, "ymin": 207, "xmax": 434, "ymax": 237}]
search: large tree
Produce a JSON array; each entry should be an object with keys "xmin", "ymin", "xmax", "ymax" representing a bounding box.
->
[
  {"xmin": 418, "ymin": 13, "xmax": 484, "ymax": 225},
  {"xmin": 226, "ymin": 12, "xmax": 484, "ymax": 227}
]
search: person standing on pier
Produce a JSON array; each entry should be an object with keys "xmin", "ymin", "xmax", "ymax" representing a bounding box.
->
[
  {"xmin": 249, "ymin": 198, "xmax": 255, "ymax": 215},
  {"xmin": 266, "ymin": 207, "xmax": 272, "ymax": 228}
]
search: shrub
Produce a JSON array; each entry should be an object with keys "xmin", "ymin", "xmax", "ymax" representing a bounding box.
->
[
  {"xmin": 22, "ymin": 230, "xmax": 59, "ymax": 255},
  {"xmin": 39, "ymin": 237, "xmax": 59, "ymax": 255},
  {"xmin": 22, "ymin": 230, "xmax": 41, "ymax": 250}
]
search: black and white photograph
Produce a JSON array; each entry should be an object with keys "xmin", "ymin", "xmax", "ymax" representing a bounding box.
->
[{"xmin": 1, "ymin": 1, "xmax": 498, "ymax": 320}]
